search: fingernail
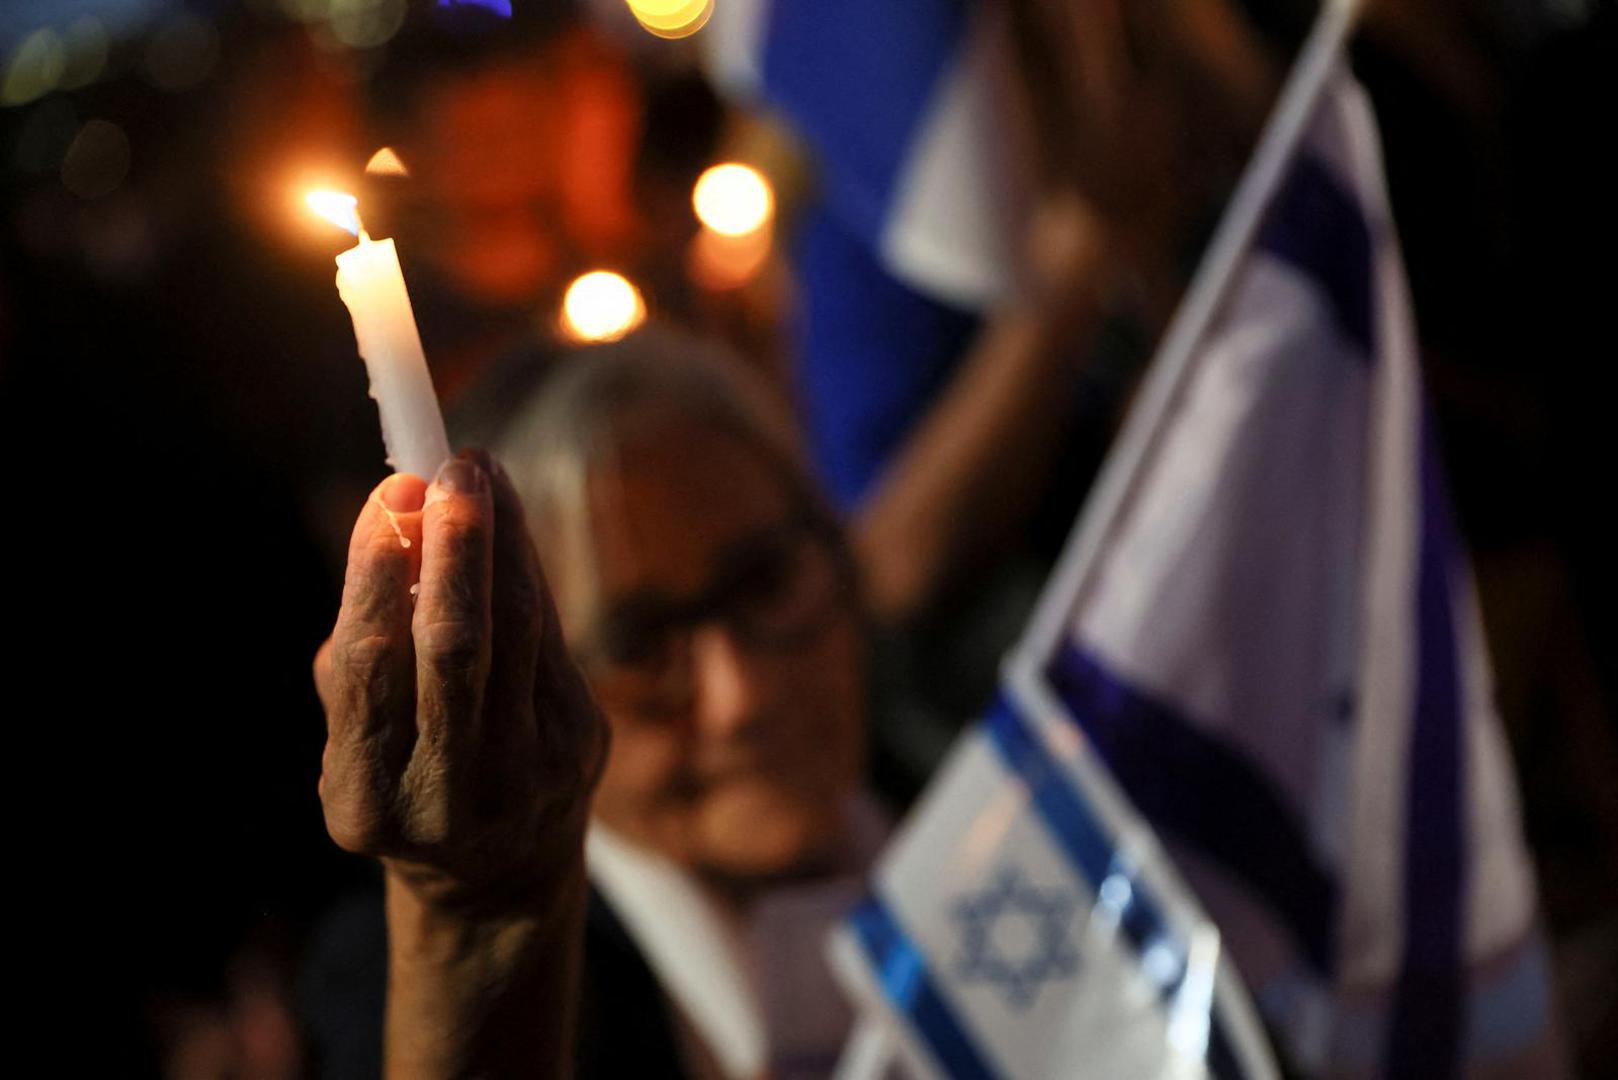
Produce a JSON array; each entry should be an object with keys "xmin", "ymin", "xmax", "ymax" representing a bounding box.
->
[
  {"xmin": 378, "ymin": 474, "xmax": 425, "ymax": 513},
  {"xmin": 433, "ymin": 455, "xmax": 487, "ymax": 496}
]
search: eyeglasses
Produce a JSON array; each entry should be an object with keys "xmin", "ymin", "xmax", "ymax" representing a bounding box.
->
[{"xmin": 577, "ymin": 514, "xmax": 852, "ymax": 713}]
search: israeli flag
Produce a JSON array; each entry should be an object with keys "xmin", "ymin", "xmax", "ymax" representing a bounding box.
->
[
  {"xmin": 701, "ymin": 0, "xmax": 1032, "ymax": 504},
  {"xmin": 702, "ymin": 0, "xmax": 1026, "ymax": 309},
  {"xmin": 830, "ymin": 689, "xmax": 1278, "ymax": 1079},
  {"xmin": 830, "ymin": 14, "xmax": 1553, "ymax": 1080}
]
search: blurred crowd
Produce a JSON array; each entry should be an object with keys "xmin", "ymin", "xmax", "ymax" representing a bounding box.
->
[{"xmin": 1, "ymin": 0, "xmax": 1613, "ymax": 1075}]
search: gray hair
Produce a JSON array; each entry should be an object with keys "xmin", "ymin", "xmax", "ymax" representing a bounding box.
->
[{"xmin": 496, "ymin": 327, "xmax": 829, "ymax": 634}]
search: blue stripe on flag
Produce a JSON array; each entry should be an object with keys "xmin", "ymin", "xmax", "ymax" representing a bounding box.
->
[
  {"xmin": 848, "ymin": 896, "xmax": 996, "ymax": 1080},
  {"xmin": 1386, "ymin": 419, "xmax": 1465, "ymax": 1077},
  {"xmin": 1044, "ymin": 647, "xmax": 1340, "ymax": 976},
  {"xmin": 761, "ymin": 0, "xmax": 968, "ymax": 245},
  {"xmin": 984, "ymin": 698, "xmax": 1250, "ymax": 1080},
  {"xmin": 985, "ymin": 697, "xmax": 1127, "ymax": 899},
  {"xmin": 793, "ymin": 206, "xmax": 980, "ymax": 506},
  {"xmin": 1256, "ymin": 155, "xmax": 1374, "ymax": 354}
]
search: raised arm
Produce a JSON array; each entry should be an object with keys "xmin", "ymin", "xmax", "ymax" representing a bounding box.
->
[{"xmin": 314, "ymin": 452, "xmax": 608, "ymax": 1078}]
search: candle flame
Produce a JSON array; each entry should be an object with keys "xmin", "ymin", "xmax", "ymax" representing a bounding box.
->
[
  {"xmin": 306, "ymin": 189, "xmax": 361, "ymax": 238},
  {"xmin": 561, "ymin": 271, "xmax": 645, "ymax": 344}
]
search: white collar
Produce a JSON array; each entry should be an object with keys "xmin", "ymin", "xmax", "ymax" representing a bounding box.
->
[
  {"xmin": 585, "ymin": 798, "xmax": 889, "ymax": 1080},
  {"xmin": 587, "ymin": 823, "xmax": 764, "ymax": 1078}
]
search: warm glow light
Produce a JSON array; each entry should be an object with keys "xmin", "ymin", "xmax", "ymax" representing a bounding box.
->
[
  {"xmin": 561, "ymin": 271, "xmax": 645, "ymax": 343},
  {"xmin": 365, "ymin": 146, "xmax": 409, "ymax": 177},
  {"xmin": 688, "ymin": 228, "xmax": 771, "ymax": 291},
  {"xmin": 306, "ymin": 189, "xmax": 361, "ymax": 237},
  {"xmin": 693, "ymin": 163, "xmax": 773, "ymax": 238},
  {"xmin": 624, "ymin": 0, "xmax": 713, "ymax": 39}
]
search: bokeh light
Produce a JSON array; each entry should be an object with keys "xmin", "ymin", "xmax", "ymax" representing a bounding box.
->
[
  {"xmin": 624, "ymin": 0, "xmax": 714, "ymax": 40},
  {"xmin": 2, "ymin": 28, "xmax": 66, "ymax": 107},
  {"xmin": 279, "ymin": 0, "xmax": 409, "ymax": 50},
  {"xmin": 561, "ymin": 271, "xmax": 646, "ymax": 343},
  {"xmin": 59, "ymin": 18, "xmax": 110, "ymax": 91},
  {"xmin": 328, "ymin": 0, "xmax": 409, "ymax": 49},
  {"xmin": 688, "ymin": 227, "xmax": 771, "ymax": 292},
  {"xmin": 693, "ymin": 163, "xmax": 774, "ymax": 238}
]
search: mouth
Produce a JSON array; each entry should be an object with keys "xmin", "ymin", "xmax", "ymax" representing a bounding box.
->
[{"xmin": 666, "ymin": 757, "xmax": 820, "ymax": 807}]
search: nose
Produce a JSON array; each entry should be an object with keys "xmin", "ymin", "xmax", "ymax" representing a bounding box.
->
[{"xmin": 686, "ymin": 622, "xmax": 768, "ymax": 742}]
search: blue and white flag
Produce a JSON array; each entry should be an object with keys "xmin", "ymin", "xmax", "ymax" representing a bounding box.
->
[
  {"xmin": 699, "ymin": 0, "xmax": 1030, "ymax": 505},
  {"xmin": 830, "ymin": 687, "xmax": 1279, "ymax": 1079},
  {"xmin": 830, "ymin": 59, "xmax": 1555, "ymax": 1080},
  {"xmin": 701, "ymin": 0, "xmax": 1027, "ymax": 308}
]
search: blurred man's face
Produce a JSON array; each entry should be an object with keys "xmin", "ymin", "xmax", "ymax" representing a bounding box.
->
[
  {"xmin": 409, "ymin": 35, "xmax": 641, "ymax": 306},
  {"xmin": 558, "ymin": 419, "xmax": 866, "ymax": 884}
]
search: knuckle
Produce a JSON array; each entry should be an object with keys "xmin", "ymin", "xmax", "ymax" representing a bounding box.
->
[
  {"xmin": 319, "ymin": 742, "xmax": 402, "ymax": 855},
  {"xmin": 415, "ymin": 618, "xmax": 487, "ymax": 676},
  {"xmin": 397, "ymin": 763, "xmax": 454, "ymax": 849},
  {"xmin": 321, "ymin": 793, "xmax": 395, "ymax": 855},
  {"xmin": 344, "ymin": 530, "xmax": 410, "ymax": 596},
  {"xmin": 312, "ymin": 647, "xmax": 333, "ymax": 706},
  {"xmin": 332, "ymin": 631, "xmax": 401, "ymax": 678}
]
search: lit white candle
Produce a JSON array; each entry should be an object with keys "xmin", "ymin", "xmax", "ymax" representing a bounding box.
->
[{"xmin": 307, "ymin": 190, "xmax": 450, "ymax": 480}]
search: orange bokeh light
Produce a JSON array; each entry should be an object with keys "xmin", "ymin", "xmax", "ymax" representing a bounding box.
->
[
  {"xmin": 561, "ymin": 270, "xmax": 645, "ymax": 343},
  {"xmin": 692, "ymin": 163, "xmax": 774, "ymax": 238}
]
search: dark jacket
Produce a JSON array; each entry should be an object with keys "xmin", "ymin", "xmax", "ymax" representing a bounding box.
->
[{"xmin": 299, "ymin": 886, "xmax": 690, "ymax": 1079}]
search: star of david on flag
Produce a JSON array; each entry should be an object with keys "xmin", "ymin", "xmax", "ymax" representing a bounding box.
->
[
  {"xmin": 827, "ymin": 2, "xmax": 1556, "ymax": 1076},
  {"xmin": 951, "ymin": 866, "xmax": 1082, "ymax": 1012}
]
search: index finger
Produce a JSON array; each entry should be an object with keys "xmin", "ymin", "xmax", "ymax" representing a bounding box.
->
[
  {"xmin": 326, "ymin": 473, "xmax": 427, "ymax": 740},
  {"xmin": 319, "ymin": 474, "xmax": 426, "ymax": 849}
]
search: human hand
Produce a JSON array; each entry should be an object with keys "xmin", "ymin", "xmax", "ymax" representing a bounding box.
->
[
  {"xmin": 314, "ymin": 451, "xmax": 607, "ymax": 915},
  {"xmin": 1010, "ymin": 0, "xmax": 1277, "ymax": 305}
]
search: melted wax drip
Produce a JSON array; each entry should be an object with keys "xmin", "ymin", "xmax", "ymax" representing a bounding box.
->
[{"xmin": 374, "ymin": 493, "xmax": 412, "ymax": 549}]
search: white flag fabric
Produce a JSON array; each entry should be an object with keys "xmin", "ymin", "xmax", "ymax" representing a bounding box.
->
[{"xmin": 831, "ymin": 66, "xmax": 1554, "ymax": 1079}]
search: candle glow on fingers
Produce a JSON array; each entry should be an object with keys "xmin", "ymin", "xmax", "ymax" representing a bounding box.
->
[{"xmin": 307, "ymin": 188, "xmax": 451, "ymax": 480}]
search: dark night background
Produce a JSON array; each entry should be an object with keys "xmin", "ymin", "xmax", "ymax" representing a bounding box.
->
[{"xmin": 2, "ymin": 0, "xmax": 1614, "ymax": 1073}]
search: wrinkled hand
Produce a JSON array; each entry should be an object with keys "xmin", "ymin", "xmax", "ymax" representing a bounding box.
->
[{"xmin": 314, "ymin": 451, "xmax": 607, "ymax": 914}]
